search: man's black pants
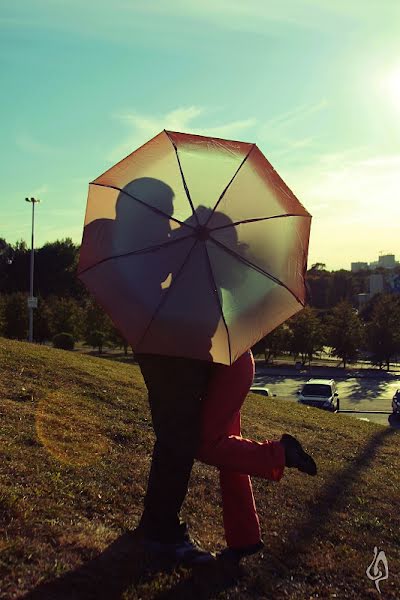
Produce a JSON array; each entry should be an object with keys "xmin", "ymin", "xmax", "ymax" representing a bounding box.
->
[{"xmin": 136, "ymin": 353, "xmax": 214, "ymax": 542}]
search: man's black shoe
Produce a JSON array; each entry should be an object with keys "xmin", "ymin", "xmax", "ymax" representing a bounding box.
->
[
  {"xmin": 143, "ymin": 537, "xmax": 215, "ymax": 566},
  {"xmin": 280, "ymin": 434, "xmax": 317, "ymax": 476}
]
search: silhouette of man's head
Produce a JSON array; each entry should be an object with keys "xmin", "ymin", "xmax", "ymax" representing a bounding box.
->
[
  {"xmin": 114, "ymin": 178, "xmax": 175, "ymax": 252},
  {"xmin": 116, "ymin": 177, "xmax": 174, "ymax": 220}
]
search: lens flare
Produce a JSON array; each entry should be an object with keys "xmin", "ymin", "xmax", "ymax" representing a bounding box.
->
[{"xmin": 35, "ymin": 391, "xmax": 109, "ymax": 467}]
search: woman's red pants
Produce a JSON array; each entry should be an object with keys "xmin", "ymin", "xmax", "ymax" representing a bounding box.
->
[{"xmin": 196, "ymin": 350, "xmax": 285, "ymax": 548}]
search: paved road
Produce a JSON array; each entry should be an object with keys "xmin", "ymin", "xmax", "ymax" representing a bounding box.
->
[{"xmin": 253, "ymin": 370, "xmax": 400, "ymax": 427}]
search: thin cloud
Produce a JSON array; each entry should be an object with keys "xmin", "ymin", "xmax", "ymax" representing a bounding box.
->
[
  {"xmin": 3, "ymin": 1, "xmax": 398, "ymax": 46},
  {"xmin": 260, "ymin": 100, "xmax": 328, "ymax": 135},
  {"xmin": 253, "ymin": 100, "xmax": 328, "ymax": 165},
  {"xmin": 0, "ymin": 1, "xmax": 331, "ymax": 34},
  {"xmin": 138, "ymin": 0, "xmax": 397, "ymax": 32},
  {"xmin": 116, "ymin": 106, "xmax": 205, "ymax": 136},
  {"xmin": 16, "ymin": 133, "xmax": 52, "ymax": 155},
  {"xmin": 293, "ymin": 151, "xmax": 400, "ymax": 221},
  {"xmin": 109, "ymin": 106, "xmax": 257, "ymax": 161},
  {"xmin": 268, "ymin": 136, "xmax": 315, "ymax": 159},
  {"xmin": 205, "ymin": 118, "xmax": 257, "ymax": 137},
  {"xmin": 295, "ymin": 149, "xmax": 400, "ymax": 268},
  {"xmin": 30, "ymin": 184, "xmax": 48, "ymax": 198},
  {"xmin": 140, "ymin": 0, "xmax": 313, "ymax": 28},
  {"xmin": 358, "ymin": 155, "xmax": 400, "ymax": 168},
  {"xmin": 70, "ymin": 176, "xmax": 93, "ymax": 185}
]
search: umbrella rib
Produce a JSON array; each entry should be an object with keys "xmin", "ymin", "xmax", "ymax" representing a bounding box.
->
[
  {"xmin": 203, "ymin": 144, "xmax": 256, "ymax": 228},
  {"xmin": 204, "ymin": 244, "xmax": 232, "ymax": 365},
  {"xmin": 91, "ymin": 182, "xmax": 197, "ymax": 231},
  {"xmin": 165, "ymin": 131, "xmax": 199, "ymax": 225},
  {"xmin": 209, "ymin": 213, "xmax": 312, "ymax": 231},
  {"xmin": 134, "ymin": 238, "xmax": 199, "ymax": 351},
  {"xmin": 208, "ymin": 237, "xmax": 305, "ymax": 307},
  {"xmin": 77, "ymin": 234, "xmax": 195, "ymax": 277}
]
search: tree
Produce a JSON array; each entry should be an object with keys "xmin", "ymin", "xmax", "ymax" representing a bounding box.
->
[
  {"xmin": 359, "ymin": 292, "xmax": 385, "ymax": 323},
  {"xmin": 35, "ymin": 238, "xmax": 81, "ymax": 299},
  {"xmin": 308, "ymin": 262, "xmax": 327, "ymax": 273},
  {"xmin": 327, "ymin": 270, "xmax": 354, "ymax": 307},
  {"xmin": 81, "ymin": 299, "xmax": 113, "ymax": 352},
  {"xmin": 34, "ymin": 297, "xmax": 54, "ymax": 343},
  {"xmin": 83, "ymin": 299, "xmax": 111, "ymax": 340},
  {"xmin": 263, "ymin": 324, "xmax": 291, "ymax": 363},
  {"xmin": 47, "ymin": 296, "xmax": 82, "ymax": 339},
  {"xmin": 0, "ymin": 238, "xmax": 14, "ymax": 293},
  {"xmin": 0, "ymin": 294, "xmax": 5, "ymax": 335},
  {"xmin": 305, "ymin": 274, "xmax": 330, "ymax": 309},
  {"xmin": 107, "ymin": 325, "xmax": 130, "ymax": 355},
  {"xmin": 85, "ymin": 330, "xmax": 106, "ymax": 353},
  {"xmin": 289, "ymin": 307, "xmax": 325, "ymax": 365},
  {"xmin": 366, "ymin": 294, "xmax": 400, "ymax": 370},
  {"xmin": 2, "ymin": 241, "xmax": 30, "ymax": 294},
  {"xmin": 325, "ymin": 301, "xmax": 364, "ymax": 367},
  {"xmin": 3, "ymin": 292, "xmax": 28, "ymax": 339}
]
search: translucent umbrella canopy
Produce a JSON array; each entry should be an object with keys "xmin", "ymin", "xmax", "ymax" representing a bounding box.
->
[{"xmin": 78, "ymin": 130, "xmax": 311, "ymax": 365}]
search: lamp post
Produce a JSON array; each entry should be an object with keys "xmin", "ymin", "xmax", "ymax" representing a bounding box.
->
[{"xmin": 25, "ymin": 197, "xmax": 40, "ymax": 342}]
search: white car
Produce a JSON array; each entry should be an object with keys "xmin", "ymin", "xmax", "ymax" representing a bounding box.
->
[
  {"xmin": 250, "ymin": 385, "xmax": 274, "ymax": 398},
  {"xmin": 297, "ymin": 378, "xmax": 339, "ymax": 412},
  {"xmin": 392, "ymin": 389, "xmax": 400, "ymax": 415}
]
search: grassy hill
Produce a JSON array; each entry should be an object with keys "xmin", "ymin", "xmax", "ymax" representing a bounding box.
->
[{"xmin": 0, "ymin": 337, "xmax": 399, "ymax": 599}]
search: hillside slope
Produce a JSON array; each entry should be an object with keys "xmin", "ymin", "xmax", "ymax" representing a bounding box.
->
[{"xmin": 0, "ymin": 338, "xmax": 399, "ymax": 599}]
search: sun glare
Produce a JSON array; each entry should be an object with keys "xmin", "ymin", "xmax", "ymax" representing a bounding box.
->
[{"xmin": 383, "ymin": 67, "xmax": 400, "ymax": 108}]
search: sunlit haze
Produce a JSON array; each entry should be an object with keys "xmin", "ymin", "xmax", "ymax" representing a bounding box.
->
[
  {"xmin": 384, "ymin": 66, "xmax": 400, "ymax": 108},
  {"xmin": 1, "ymin": 1, "xmax": 399, "ymax": 270}
]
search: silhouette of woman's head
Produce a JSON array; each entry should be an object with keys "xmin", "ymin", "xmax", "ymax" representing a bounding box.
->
[{"xmin": 192, "ymin": 205, "xmax": 249, "ymax": 292}]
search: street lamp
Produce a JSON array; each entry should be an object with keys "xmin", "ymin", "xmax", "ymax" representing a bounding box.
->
[{"xmin": 25, "ymin": 197, "xmax": 40, "ymax": 342}]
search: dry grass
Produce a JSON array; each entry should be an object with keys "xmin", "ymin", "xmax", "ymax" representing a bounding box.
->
[{"xmin": 0, "ymin": 337, "xmax": 399, "ymax": 599}]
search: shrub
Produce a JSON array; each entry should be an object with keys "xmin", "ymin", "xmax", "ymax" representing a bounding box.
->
[{"xmin": 52, "ymin": 332, "xmax": 75, "ymax": 350}]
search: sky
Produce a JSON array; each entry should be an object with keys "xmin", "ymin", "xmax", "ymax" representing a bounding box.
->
[{"xmin": 1, "ymin": 0, "xmax": 400, "ymax": 270}]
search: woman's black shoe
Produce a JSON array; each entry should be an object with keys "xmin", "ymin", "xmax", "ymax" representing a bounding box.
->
[
  {"xmin": 218, "ymin": 540, "xmax": 264, "ymax": 563},
  {"xmin": 280, "ymin": 433, "xmax": 317, "ymax": 476}
]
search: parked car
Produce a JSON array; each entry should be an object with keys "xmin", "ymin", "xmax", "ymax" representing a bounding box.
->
[
  {"xmin": 392, "ymin": 389, "xmax": 400, "ymax": 415},
  {"xmin": 297, "ymin": 378, "xmax": 339, "ymax": 412},
  {"xmin": 250, "ymin": 385, "xmax": 275, "ymax": 398}
]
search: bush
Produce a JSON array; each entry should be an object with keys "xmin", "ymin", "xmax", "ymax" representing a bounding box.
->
[{"xmin": 52, "ymin": 332, "xmax": 75, "ymax": 350}]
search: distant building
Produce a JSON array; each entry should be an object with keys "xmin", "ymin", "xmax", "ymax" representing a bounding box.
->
[
  {"xmin": 355, "ymin": 264, "xmax": 400, "ymax": 308},
  {"xmin": 350, "ymin": 253, "xmax": 398, "ymax": 271},
  {"xmin": 369, "ymin": 274, "xmax": 384, "ymax": 296},
  {"xmin": 351, "ymin": 262, "xmax": 369, "ymax": 272},
  {"xmin": 378, "ymin": 254, "xmax": 396, "ymax": 269},
  {"xmin": 356, "ymin": 293, "xmax": 370, "ymax": 308},
  {"xmin": 388, "ymin": 273, "xmax": 400, "ymax": 294}
]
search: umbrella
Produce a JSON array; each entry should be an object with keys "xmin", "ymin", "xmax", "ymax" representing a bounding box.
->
[{"xmin": 78, "ymin": 130, "xmax": 311, "ymax": 365}]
